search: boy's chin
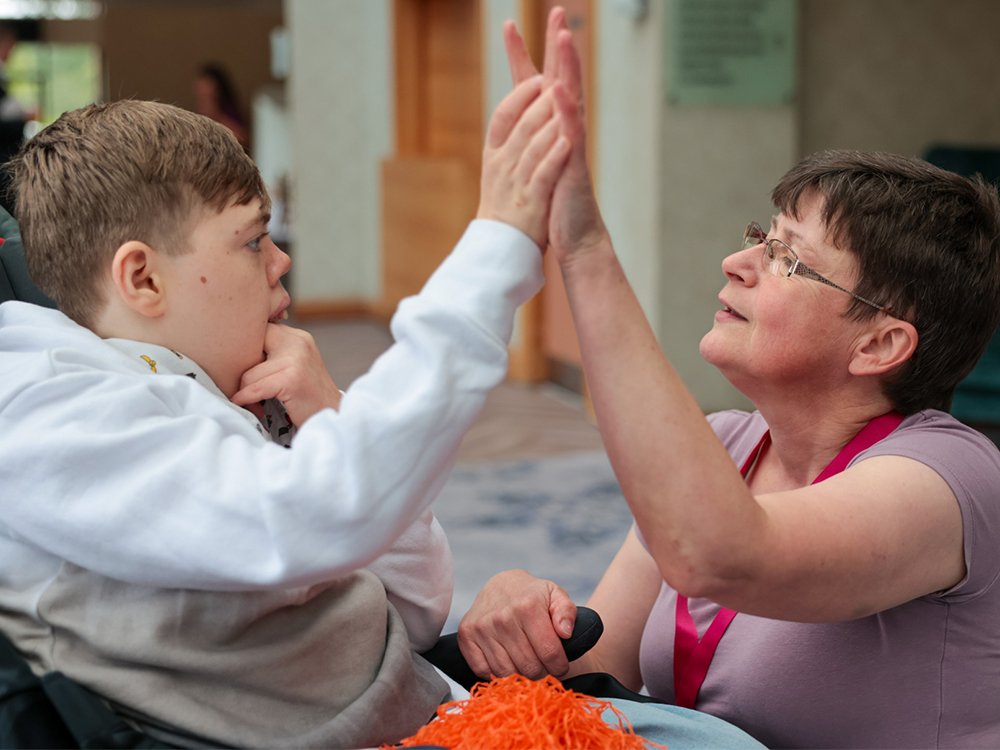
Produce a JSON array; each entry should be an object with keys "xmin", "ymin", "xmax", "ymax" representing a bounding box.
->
[
  {"xmin": 220, "ymin": 354, "xmax": 267, "ymax": 400},
  {"xmin": 240, "ymin": 351, "xmax": 268, "ymax": 379}
]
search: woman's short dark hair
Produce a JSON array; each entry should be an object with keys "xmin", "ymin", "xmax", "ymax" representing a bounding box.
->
[{"xmin": 771, "ymin": 149, "xmax": 1000, "ymax": 414}]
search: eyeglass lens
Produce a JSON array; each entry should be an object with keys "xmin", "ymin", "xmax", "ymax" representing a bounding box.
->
[{"xmin": 744, "ymin": 223, "xmax": 794, "ymax": 277}]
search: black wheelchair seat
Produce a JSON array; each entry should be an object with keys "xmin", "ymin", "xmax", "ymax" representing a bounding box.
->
[{"xmin": 0, "ymin": 205, "xmax": 54, "ymax": 308}]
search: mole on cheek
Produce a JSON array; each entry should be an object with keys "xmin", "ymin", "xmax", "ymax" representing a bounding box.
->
[{"xmin": 200, "ymin": 276, "xmax": 207, "ymax": 284}]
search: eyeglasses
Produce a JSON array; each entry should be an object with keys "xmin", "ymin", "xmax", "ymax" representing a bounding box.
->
[{"xmin": 743, "ymin": 221, "xmax": 891, "ymax": 314}]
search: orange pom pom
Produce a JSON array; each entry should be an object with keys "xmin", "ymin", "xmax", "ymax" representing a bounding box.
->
[{"xmin": 385, "ymin": 674, "xmax": 668, "ymax": 749}]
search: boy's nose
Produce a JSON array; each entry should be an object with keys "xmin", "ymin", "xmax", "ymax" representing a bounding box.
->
[{"xmin": 270, "ymin": 244, "xmax": 292, "ymax": 283}]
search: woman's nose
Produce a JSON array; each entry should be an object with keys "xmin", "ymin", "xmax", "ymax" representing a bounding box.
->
[{"xmin": 722, "ymin": 244, "xmax": 759, "ymax": 284}]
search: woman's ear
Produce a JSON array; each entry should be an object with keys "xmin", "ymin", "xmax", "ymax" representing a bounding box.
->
[
  {"xmin": 849, "ymin": 318, "xmax": 918, "ymax": 377},
  {"xmin": 109, "ymin": 241, "xmax": 167, "ymax": 318}
]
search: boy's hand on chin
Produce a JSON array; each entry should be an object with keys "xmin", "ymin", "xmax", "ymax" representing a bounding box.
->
[{"xmin": 231, "ymin": 323, "xmax": 342, "ymax": 426}]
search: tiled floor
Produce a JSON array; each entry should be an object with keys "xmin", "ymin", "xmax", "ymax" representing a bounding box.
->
[{"xmin": 296, "ymin": 316, "xmax": 607, "ymax": 462}]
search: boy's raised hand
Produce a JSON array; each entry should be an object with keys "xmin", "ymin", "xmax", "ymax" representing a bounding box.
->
[
  {"xmin": 232, "ymin": 323, "xmax": 342, "ymax": 427},
  {"xmin": 475, "ymin": 74, "xmax": 571, "ymax": 249}
]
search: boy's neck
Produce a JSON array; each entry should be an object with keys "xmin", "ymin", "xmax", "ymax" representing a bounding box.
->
[{"xmin": 92, "ymin": 297, "xmax": 160, "ymax": 348}]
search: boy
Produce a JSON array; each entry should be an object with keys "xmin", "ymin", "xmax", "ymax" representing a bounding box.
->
[{"xmin": 0, "ymin": 75, "xmax": 570, "ymax": 746}]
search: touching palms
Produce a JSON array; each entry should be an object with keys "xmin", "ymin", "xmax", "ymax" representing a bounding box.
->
[{"xmin": 501, "ymin": 7, "xmax": 608, "ymax": 266}]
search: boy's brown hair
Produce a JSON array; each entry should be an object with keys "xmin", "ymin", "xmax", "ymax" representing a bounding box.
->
[{"xmin": 7, "ymin": 100, "xmax": 267, "ymax": 328}]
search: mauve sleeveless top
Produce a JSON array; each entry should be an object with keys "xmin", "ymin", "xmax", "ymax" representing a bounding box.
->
[{"xmin": 638, "ymin": 409, "xmax": 1000, "ymax": 749}]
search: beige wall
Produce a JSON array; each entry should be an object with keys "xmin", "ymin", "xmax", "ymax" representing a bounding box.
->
[
  {"xmin": 285, "ymin": 0, "xmax": 391, "ymax": 302},
  {"xmin": 102, "ymin": 0, "xmax": 283, "ymax": 130},
  {"xmin": 598, "ymin": 1, "xmax": 792, "ymax": 412},
  {"xmin": 800, "ymin": 0, "xmax": 1000, "ymax": 158}
]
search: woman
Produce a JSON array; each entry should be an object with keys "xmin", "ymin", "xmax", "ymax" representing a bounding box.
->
[{"xmin": 459, "ymin": 9, "xmax": 1000, "ymax": 748}]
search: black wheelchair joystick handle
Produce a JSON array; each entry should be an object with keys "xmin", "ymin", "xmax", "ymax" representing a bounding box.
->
[
  {"xmin": 420, "ymin": 606, "xmax": 605, "ymax": 691},
  {"xmin": 562, "ymin": 606, "xmax": 603, "ymax": 662}
]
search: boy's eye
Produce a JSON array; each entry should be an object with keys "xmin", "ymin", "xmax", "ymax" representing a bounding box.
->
[{"xmin": 247, "ymin": 235, "xmax": 265, "ymax": 252}]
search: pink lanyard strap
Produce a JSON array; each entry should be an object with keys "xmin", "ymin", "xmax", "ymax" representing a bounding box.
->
[{"xmin": 672, "ymin": 410, "xmax": 904, "ymax": 708}]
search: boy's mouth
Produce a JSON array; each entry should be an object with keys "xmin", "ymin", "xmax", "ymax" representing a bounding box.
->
[{"xmin": 269, "ymin": 297, "xmax": 291, "ymax": 323}]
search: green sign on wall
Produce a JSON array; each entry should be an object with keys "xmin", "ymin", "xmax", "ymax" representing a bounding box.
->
[{"xmin": 668, "ymin": 0, "xmax": 797, "ymax": 106}]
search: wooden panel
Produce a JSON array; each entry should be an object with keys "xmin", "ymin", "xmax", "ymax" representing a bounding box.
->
[
  {"xmin": 394, "ymin": 0, "xmax": 483, "ymax": 163},
  {"xmin": 385, "ymin": 0, "xmax": 482, "ymax": 315},
  {"xmin": 290, "ymin": 298, "xmax": 372, "ymax": 320},
  {"xmin": 379, "ymin": 156, "xmax": 479, "ymax": 317},
  {"xmin": 424, "ymin": 0, "xmax": 482, "ymax": 162},
  {"xmin": 508, "ymin": 295, "xmax": 548, "ymax": 381},
  {"xmin": 393, "ymin": 0, "xmax": 424, "ymax": 156}
]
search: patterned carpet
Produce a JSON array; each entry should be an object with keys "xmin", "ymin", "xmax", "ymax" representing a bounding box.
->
[{"xmin": 435, "ymin": 450, "xmax": 633, "ymax": 631}]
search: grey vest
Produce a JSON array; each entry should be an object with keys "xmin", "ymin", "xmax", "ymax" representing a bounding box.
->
[{"xmin": 4, "ymin": 564, "xmax": 447, "ymax": 748}]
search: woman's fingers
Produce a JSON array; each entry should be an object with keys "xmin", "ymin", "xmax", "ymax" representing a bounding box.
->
[
  {"xmin": 542, "ymin": 6, "xmax": 568, "ymax": 82},
  {"xmin": 556, "ymin": 28, "xmax": 584, "ymax": 117}
]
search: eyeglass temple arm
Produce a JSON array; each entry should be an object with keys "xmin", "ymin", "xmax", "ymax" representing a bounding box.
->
[{"xmin": 803, "ymin": 268, "xmax": 889, "ymax": 313}]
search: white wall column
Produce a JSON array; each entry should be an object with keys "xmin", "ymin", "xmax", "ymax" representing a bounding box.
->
[{"xmin": 285, "ymin": 0, "xmax": 391, "ymax": 304}]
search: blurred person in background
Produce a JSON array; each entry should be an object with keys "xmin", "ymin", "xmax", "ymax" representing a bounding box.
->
[{"xmin": 194, "ymin": 62, "xmax": 250, "ymax": 151}]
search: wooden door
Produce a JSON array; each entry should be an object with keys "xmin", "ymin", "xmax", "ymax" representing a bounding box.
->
[{"xmin": 378, "ymin": 0, "xmax": 483, "ymax": 319}]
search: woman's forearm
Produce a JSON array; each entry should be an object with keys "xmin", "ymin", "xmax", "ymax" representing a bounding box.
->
[{"xmin": 559, "ymin": 238, "xmax": 764, "ymax": 597}]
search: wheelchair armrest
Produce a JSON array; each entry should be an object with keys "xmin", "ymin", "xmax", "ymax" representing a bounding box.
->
[{"xmin": 420, "ymin": 606, "xmax": 604, "ymax": 691}]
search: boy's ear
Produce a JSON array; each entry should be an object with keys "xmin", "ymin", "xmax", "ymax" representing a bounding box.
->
[
  {"xmin": 110, "ymin": 241, "xmax": 167, "ymax": 318},
  {"xmin": 849, "ymin": 318, "xmax": 918, "ymax": 377}
]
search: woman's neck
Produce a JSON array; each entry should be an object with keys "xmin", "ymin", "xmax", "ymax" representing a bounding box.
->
[{"xmin": 752, "ymin": 395, "xmax": 895, "ymax": 490}]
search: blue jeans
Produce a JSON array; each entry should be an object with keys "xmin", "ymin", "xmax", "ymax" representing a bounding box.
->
[{"xmin": 603, "ymin": 698, "xmax": 766, "ymax": 749}]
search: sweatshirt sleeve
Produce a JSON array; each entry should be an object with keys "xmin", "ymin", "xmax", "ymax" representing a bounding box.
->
[
  {"xmin": 365, "ymin": 509, "xmax": 452, "ymax": 651},
  {"xmin": 0, "ymin": 220, "xmax": 542, "ymax": 592}
]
